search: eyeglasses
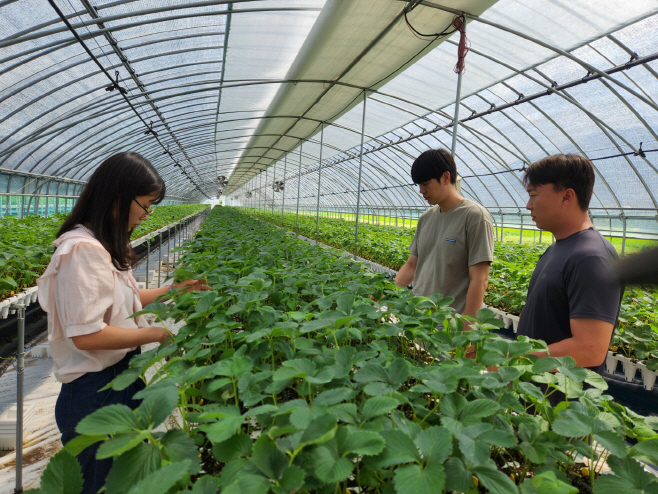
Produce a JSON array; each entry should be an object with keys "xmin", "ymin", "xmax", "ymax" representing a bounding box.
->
[{"xmin": 133, "ymin": 198, "xmax": 155, "ymax": 216}]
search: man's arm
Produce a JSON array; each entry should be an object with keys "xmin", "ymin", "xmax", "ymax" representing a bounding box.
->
[
  {"xmin": 463, "ymin": 261, "xmax": 491, "ymax": 317},
  {"xmin": 395, "ymin": 255, "xmax": 418, "ymax": 287},
  {"xmin": 532, "ymin": 318, "xmax": 614, "ymax": 368}
]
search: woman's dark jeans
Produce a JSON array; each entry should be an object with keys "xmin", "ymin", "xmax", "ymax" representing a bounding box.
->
[{"xmin": 55, "ymin": 348, "xmax": 145, "ymax": 494}]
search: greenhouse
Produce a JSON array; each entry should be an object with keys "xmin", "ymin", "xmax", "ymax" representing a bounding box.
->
[{"xmin": 1, "ymin": 0, "xmax": 658, "ymax": 493}]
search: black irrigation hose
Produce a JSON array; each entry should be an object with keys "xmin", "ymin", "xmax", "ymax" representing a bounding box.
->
[{"xmin": 45, "ymin": 0, "xmax": 209, "ymax": 199}]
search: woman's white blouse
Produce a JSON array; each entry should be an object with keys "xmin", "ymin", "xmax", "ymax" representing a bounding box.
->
[{"xmin": 37, "ymin": 226, "xmax": 148, "ymax": 383}]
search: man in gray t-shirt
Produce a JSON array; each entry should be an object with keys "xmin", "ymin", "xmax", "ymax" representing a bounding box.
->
[{"xmin": 395, "ymin": 149, "xmax": 494, "ymax": 316}]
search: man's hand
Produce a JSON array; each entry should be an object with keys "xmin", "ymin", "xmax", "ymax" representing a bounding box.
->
[
  {"xmin": 529, "ymin": 318, "xmax": 614, "ymax": 369},
  {"xmin": 395, "ymin": 255, "xmax": 417, "ymax": 287},
  {"xmin": 463, "ymin": 261, "xmax": 491, "ymax": 328}
]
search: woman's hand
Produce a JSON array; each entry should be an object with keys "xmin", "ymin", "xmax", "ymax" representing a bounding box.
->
[
  {"xmin": 171, "ymin": 279, "xmax": 211, "ymax": 293},
  {"xmin": 149, "ymin": 326, "xmax": 171, "ymax": 344}
]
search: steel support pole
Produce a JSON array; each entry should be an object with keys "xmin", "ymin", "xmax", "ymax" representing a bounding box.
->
[
  {"xmin": 315, "ymin": 124, "xmax": 324, "ymax": 239},
  {"xmin": 353, "ymin": 90, "xmax": 368, "ymax": 259},
  {"xmin": 258, "ymin": 174, "xmax": 262, "ymax": 211},
  {"xmin": 157, "ymin": 233, "xmax": 162, "ymax": 288},
  {"xmin": 265, "ymin": 168, "xmax": 268, "ymax": 213},
  {"xmin": 295, "ymin": 142, "xmax": 303, "ymax": 235},
  {"xmin": 166, "ymin": 226, "xmax": 170, "ymax": 278},
  {"xmin": 451, "ymin": 71, "xmax": 463, "ymax": 157},
  {"xmin": 621, "ymin": 214, "xmax": 627, "ymax": 255},
  {"xmin": 281, "ymin": 156, "xmax": 287, "ymax": 224},
  {"xmin": 271, "ymin": 165, "xmax": 275, "ymax": 218},
  {"xmin": 145, "ymin": 235, "xmax": 150, "ymax": 287},
  {"xmin": 519, "ymin": 213, "xmax": 523, "ymax": 245},
  {"xmin": 14, "ymin": 303, "xmax": 25, "ymax": 494}
]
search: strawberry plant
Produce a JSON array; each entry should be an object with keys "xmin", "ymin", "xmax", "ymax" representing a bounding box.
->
[
  {"xmin": 0, "ymin": 205, "xmax": 208, "ymax": 300},
  {"xmin": 34, "ymin": 207, "xmax": 658, "ymax": 494},
  {"xmin": 243, "ymin": 208, "xmax": 658, "ymax": 367}
]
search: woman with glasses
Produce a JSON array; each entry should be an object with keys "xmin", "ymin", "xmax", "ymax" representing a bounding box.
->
[{"xmin": 37, "ymin": 151, "xmax": 207, "ymax": 493}]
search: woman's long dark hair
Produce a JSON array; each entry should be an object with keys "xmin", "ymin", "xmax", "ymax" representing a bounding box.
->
[{"xmin": 57, "ymin": 152, "xmax": 165, "ymax": 270}]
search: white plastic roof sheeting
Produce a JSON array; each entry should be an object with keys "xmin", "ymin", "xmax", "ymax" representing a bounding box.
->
[{"xmin": 1, "ymin": 0, "xmax": 658, "ymax": 213}]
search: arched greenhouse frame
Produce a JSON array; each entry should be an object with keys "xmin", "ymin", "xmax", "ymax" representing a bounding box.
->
[{"xmin": 2, "ymin": 1, "xmax": 658, "ymax": 492}]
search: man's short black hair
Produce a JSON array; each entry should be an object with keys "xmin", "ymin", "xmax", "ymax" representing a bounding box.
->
[
  {"xmin": 523, "ymin": 154, "xmax": 595, "ymax": 211},
  {"xmin": 411, "ymin": 149, "xmax": 457, "ymax": 184}
]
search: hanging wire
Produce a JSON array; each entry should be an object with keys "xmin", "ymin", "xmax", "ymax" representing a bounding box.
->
[
  {"xmin": 404, "ymin": 1, "xmax": 461, "ymax": 41},
  {"xmin": 45, "ymin": 0, "xmax": 208, "ymax": 198}
]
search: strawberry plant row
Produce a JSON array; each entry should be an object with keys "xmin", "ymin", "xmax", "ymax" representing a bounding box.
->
[
  {"xmin": 0, "ymin": 204, "xmax": 208, "ymax": 300},
  {"xmin": 39, "ymin": 207, "xmax": 658, "ymax": 494},
  {"xmin": 242, "ymin": 209, "xmax": 658, "ymax": 370}
]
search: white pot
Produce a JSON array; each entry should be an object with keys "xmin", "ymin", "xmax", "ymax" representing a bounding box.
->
[
  {"xmin": 617, "ymin": 355, "xmax": 639, "ymax": 382},
  {"xmin": 31, "ymin": 291, "xmax": 38, "ymax": 303},
  {"xmin": 488, "ymin": 307, "xmax": 505, "ymax": 322},
  {"xmin": 637, "ymin": 363, "xmax": 658, "ymax": 391},
  {"xmin": 508, "ymin": 314, "xmax": 520, "ymax": 333},
  {"xmin": 605, "ymin": 352, "xmax": 620, "ymax": 374},
  {"xmin": 0, "ymin": 306, "xmax": 8, "ymax": 319}
]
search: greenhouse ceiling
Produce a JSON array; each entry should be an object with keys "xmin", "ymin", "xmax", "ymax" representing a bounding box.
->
[{"xmin": 1, "ymin": 0, "xmax": 657, "ymax": 212}]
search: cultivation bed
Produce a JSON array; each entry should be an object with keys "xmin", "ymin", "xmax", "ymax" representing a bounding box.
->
[
  {"xmin": 245, "ymin": 209, "xmax": 658, "ymax": 393},
  {"xmin": 0, "ymin": 207, "xmax": 208, "ymax": 319},
  {"xmin": 280, "ymin": 217, "xmax": 658, "ymax": 419},
  {"xmin": 0, "ymin": 206, "xmax": 208, "ymax": 319}
]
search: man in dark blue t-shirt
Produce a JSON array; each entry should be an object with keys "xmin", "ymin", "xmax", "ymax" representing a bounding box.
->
[{"xmin": 517, "ymin": 154, "xmax": 623, "ymax": 375}]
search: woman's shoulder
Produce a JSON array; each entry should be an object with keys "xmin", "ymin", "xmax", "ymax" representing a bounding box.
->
[{"xmin": 54, "ymin": 226, "xmax": 111, "ymax": 264}]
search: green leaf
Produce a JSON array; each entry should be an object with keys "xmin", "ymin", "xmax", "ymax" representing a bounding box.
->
[
  {"xmin": 377, "ymin": 430, "xmax": 422, "ymax": 466},
  {"xmin": 135, "ymin": 382, "xmax": 179, "ymax": 429},
  {"xmin": 630, "ymin": 438, "xmax": 658, "ymax": 465},
  {"xmin": 161, "ymin": 429, "xmax": 201, "ymax": 473},
  {"xmin": 314, "ymin": 387, "xmax": 355, "ymax": 406},
  {"xmin": 251, "ymin": 435, "xmax": 287, "ymax": 480},
  {"xmin": 472, "ymin": 461, "xmax": 519, "ymax": 494},
  {"xmin": 299, "ymin": 414, "xmax": 338, "ymax": 447},
  {"xmin": 532, "ymin": 357, "xmax": 561, "ymax": 374},
  {"xmin": 196, "ymin": 291, "xmax": 218, "ymax": 313},
  {"xmin": 75, "ymin": 404, "xmax": 139, "ymax": 435},
  {"xmin": 37, "ymin": 449, "xmax": 83, "ymax": 494},
  {"xmin": 444, "ymin": 457, "xmax": 474, "ymax": 492},
  {"xmin": 387, "ymin": 359, "xmax": 411, "ymax": 386},
  {"xmin": 354, "ymin": 362, "xmax": 389, "ymax": 383},
  {"xmin": 393, "ymin": 463, "xmax": 446, "ymax": 494},
  {"xmin": 584, "ymin": 370, "xmax": 608, "ymax": 390},
  {"xmin": 415, "ymin": 426, "xmax": 451, "ymax": 466},
  {"xmin": 212, "ymin": 434, "xmax": 253, "ymax": 463},
  {"xmin": 520, "ymin": 470, "xmax": 578, "ymax": 494},
  {"xmin": 191, "ymin": 476, "xmax": 221, "ymax": 494},
  {"xmin": 313, "ymin": 444, "xmax": 354, "ymax": 483},
  {"xmin": 460, "ymin": 399, "xmax": 499, "ymax": 423},
  {"xmin": 361, "ymin": 396, "xmax": 398, "ymax": 421},
  {"xmin": 552, "ymin": 413, "xmax": 595, "ymax": 437},
  {"xmin": 594, "ymin": 455, "xmax": 658, "ymax": 493},
  {"xmin": 439, "ymin": 393, "xmax": 466, "ymax": 419},
  {"xmin": 480, "ymin": 429, "xmax": 518, "ymax": 448},
  {"xmin": 278, "ymin": 465, "xmax": 305, "ymax": 493},
  {"xmin": 342, "ymin": 430, "xmax": 386, "ymax": 456},
  {"xmin": 222, "ymin": 474, "xmax": 270, "ymax": 494},
  {"xmin": 201, "ymin": 408, "xmax": 244, "ymax": 443},
  {"xmin": 105, "ymin": 367, "xmax": 141, "ymax": 391},
  {"xmin": 126, "ymin": 460, "xmax": 191, "ymax": 494},
  {"xmin": 593, "ymin": 430, "xmax": 627, "ymax": 458},
  {"xmin": 337, "ymin": 292, "xmax": 354, "ymax": 313},
  {"xmin": 105, "ymin": 443, "xmax": 162, "ymax": 494},
  {"xmin": 96, "ymin": 431, "xmax": 150, "ymax": 459},
  {"xmin": 62, "ymin": 434, "xmax": 106, "ymax": 457}
]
